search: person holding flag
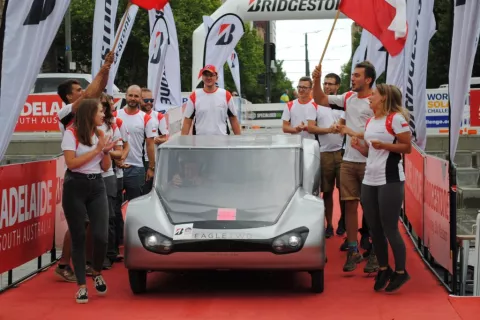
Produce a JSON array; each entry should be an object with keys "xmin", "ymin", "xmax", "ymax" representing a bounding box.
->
[{"xmin": 312, "ymin": 61, "xmax": 378, "ymax": 274}]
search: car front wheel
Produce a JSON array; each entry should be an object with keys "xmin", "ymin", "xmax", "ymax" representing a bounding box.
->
[
  {"xmin": 310, "ymin": 270, "xmax": 324, "ymax": 293},
  {"xmin": 128, "ymin": 270, "xmax": 147, "ymax": 294}
]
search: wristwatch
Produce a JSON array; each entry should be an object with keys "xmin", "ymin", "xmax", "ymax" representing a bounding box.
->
[{"xmin": 149, "ymin": 166, "xmax": 155, "ymax": 171}]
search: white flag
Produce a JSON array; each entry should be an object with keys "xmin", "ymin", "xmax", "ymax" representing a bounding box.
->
[
  {"xmin": 92, "ymin": 0, "xmax": 119, "ymax": 81},
  {"xmin": 403, "ymin": 0, "xmax": 436, "ymax": 150},
  {"xmin": 202, "ymin": 16, "xmax": 224, "ymax": 89},
  {"xmin": 0, "ymin": 0, "xmax": 70, "ymax": 160},
  {"xmin": 227, "ymin": 51, "xmax": 241, "ymax": 96},
  {"xmin": 201, "ymin": 14, "xmax": 245, "ymax": 84},
  {"xmin": 109, "ymin": 4, "xmax": 138, "ymax": 95},
  {"xmin": 351, "ymin": 29, "xmax": 369, "ymax": 77},
  {"xmin": 147, "ymin": 15, "xmax": 169, "ymax": 113},
  {"xmin": 365, "ymin": 31, "xmax": 386, "ymax": 87},
  {"xmin": 203, "ymin": 15, "xmax": 241, "ymax": 93},
  {"xmin": 449, "ymin": 0, "xmax": 480, "ymax": 159},
  {"xmin": 386, "ymin": 49, "xmax": 405, "ymax": 95},
  {"xmin": 148, "ymin": 4, "xmax": 181, "ymax": 112}
]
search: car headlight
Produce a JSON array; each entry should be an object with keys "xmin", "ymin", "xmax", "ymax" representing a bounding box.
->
[
  {"xmin": 138, "ymin": 227, "xmax": 173, "ymax": 255},
  {"xmin": 271, "ymin": 227, "xmax": 309, "ymax": 255}
]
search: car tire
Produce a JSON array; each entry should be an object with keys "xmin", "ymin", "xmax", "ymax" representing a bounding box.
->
[
  {"xmin": 310, "ymin": 270, "xmax": 324, "ymax": 293},
  {"xmin": 128, "ymin": 269, "xmax": 147, "ymax": 294}
]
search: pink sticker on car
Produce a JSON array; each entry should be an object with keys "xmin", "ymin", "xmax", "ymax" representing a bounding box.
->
[{"xmin": 217, "ymin": 208, "xmax": 237, "ymax": 221}]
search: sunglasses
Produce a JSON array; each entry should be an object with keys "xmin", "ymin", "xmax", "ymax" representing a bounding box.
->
[{"xmin": 143, "ymin": 98, "xmax": 154, "ymax": 103}]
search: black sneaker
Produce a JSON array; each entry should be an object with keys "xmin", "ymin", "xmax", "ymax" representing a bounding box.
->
[
  {"xmin": 339, "ymin": 238, "xmax": 349, "ymax": 251},
  {"xmin": 343, "ymin": 249, "xmax": 363, "ymax": 272},
  {"xmin": 93, "ymin": 274, "xmax": 108, "ymax": 295},
  {"xmin": 336, "ymin": 224, "xmax": 346, "ymax": 236},
  {"xmin": 103, "ymin": 257, "xmax": 112, "ymax": 270},
  {"xmin": 360, "ymin": 234, "xmax": 372, "ymax": 251},
  {"xmin": 325, "ymin": 226, "xmax": 334, "ymax": 239},
  {"xmin": 374, "ymin": 266, "xmax": 394, "ymax": 291},
  {"xmin": 76, "ymin": 287, "xmax": 88, "ymax": 304},
  {"xmin": 385, "ymin": 271, "xmax": 410, "ymax": 293}
]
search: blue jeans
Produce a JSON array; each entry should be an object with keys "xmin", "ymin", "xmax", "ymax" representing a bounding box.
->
[{"xmin": 123, "ymin": 166, "xmax": 145, "ymax": 201}]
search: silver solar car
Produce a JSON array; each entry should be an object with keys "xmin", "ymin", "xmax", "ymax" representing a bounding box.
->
[{"xmin": 124, "ymin": 134, "xmax": 326, "ymax": 293}]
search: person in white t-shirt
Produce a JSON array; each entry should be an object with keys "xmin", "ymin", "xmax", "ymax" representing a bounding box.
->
[
  {"xmin": 98, "ymin": 93, "xmax": 129, "ymax": 269},
  {"xmin": 113, "ymin": 85, "xmax": 158, "ymax": 200},
  {"xmin": 351, "ymin": 84, "xmax": 412, "ymax": 293},
  {"xmin": 306, "ymin": 100, "xmax": 344, "ymax": 239},
  {"xmin": 181, "ymin": 65, "xmax": 241, "ymax": 136},
  {"xmin": 312, "ymin": 61, "xmax": 378, "ymax": 274},
  {"xmin": 61, "ymin": 99, "xmax": 119, "ymax": 304},
  {"xmin": 140, "ymin": 87, "xmax": 169, "ymax": 195},
  {"xmin": 281, "ymin": 76, "xmax": 315, "ymax": 140},
  {"xmin": 54, "ymin": 51, "xmax": 114, "ymax": 282}
]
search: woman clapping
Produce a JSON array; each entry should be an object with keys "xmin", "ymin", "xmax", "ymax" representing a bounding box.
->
[{"xmin": 61, "ymin": 99, "xmax": 119, "ymax": 303}]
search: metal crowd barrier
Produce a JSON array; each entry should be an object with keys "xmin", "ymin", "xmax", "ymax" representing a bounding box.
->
[{"xmin": 474, "ymin": 212, "xmax": 480, "ymax": 296}]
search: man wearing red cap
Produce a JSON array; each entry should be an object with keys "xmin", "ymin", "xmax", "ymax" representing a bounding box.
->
[{"xmin": 181, "ymin": 65, "xmax": 241, "ymax": 136}]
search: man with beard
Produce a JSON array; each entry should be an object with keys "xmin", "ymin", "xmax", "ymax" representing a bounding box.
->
[
  {"xmin": 113, "ymin": 85, "xmax": 157, "ymax": 200},
  {"xmin": 140, "ymin": 87, "xmax": 168, "ymax": 194},
  {"xmin": 312, "ymin": 61, "xmax": 379, "ymax": 274}
]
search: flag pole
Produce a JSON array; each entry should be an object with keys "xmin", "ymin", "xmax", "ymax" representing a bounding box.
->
[
  {"xmin": 112, "ymin": 2, "xmax": 133, "ymax": 53},
  {"xmin": 318, "ymin": 8, "xmax": 341, "ymax": 65}
]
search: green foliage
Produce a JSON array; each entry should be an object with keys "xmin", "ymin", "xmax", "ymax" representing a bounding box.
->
[
  {"xmin": 339, "ymin": 28, "xmax": 361, "ymax": 93},
  {"xmin": 46, "ymin": 0, "xmax": 294, "ymax": 102}
]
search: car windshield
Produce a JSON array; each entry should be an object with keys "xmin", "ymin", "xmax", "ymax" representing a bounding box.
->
[{"xmin": 155, "ymin": 147, "xmax": 301, "ymax": 224}]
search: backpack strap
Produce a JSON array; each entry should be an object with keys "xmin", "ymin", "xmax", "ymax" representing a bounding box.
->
[{"xmin": 385, "ymin": 113, "xmax": 396, "ymax": 136}]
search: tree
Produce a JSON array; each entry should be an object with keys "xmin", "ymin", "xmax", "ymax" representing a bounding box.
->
[
  {"xmin": 339, "ymin": 28, "xmax": 361, "ymax": 93},
  {"xmin": 45, "ymin": 0, "xmax": 294, "ymax": 102}
]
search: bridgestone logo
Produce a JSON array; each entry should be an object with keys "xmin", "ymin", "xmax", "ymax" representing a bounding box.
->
[{"xmin": 248, "ymin": 0, "xmax": 339, "ymax": 12}]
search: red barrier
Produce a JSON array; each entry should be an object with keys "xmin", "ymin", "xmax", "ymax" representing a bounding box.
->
[
  {"xmin": 404, "ymin": 144, "xmax": 425, "ymax": 239},
  {"xmin": 423, "ymin": 155, "xmax": 452, "ymax": 273},
  {"xmin": 0, "ymin": 160, "xmax": 57, "ymax": 274},
  {"xmin": 470, "ymin": 89, "xmax": 480, "ymax": 127}
]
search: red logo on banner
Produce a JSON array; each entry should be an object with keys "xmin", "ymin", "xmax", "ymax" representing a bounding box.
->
[
  {"xmin": 404, "ymin": 145, "xmax": 425, "ymax": 239},
  {"xmin": 0, "ymin": 160, "xmax": 57, "ymax": 274},
  {"xmin": 470, "ymin": 89, "xmax": 480, "ymax": 127}
]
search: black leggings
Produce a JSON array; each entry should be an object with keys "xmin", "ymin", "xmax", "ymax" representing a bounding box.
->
[
  {"xmin": 62, "ymin": 171, "xmax": 109, "ymax": 285},
  {"xmin": 360, "ymin": 182, "xmax": 406, "ymax": 271}
]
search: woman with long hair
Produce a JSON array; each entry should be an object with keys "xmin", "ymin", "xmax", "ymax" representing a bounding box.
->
[
  {"xmin": 98, "ymin": 93, "xmax": 125, "ymax": 268},
  {"xmin": 351, "ymin": 84, "xmax": 412, "ymax": 293},
  {"xmin": 61, "ymin": 98, "xmax": 118, "ymax": 303}
]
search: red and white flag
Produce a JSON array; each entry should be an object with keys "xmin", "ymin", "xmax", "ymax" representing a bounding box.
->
[
  {"xmin": 131, "ymin": 0, "xmax": 168, "ymax": 10},
  {"xmin": 339, "ymin": 0, "xmax": 407, "ymax": 56}
]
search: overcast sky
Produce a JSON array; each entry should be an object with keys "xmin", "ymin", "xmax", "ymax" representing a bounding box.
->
[{"xmin": 275, "ymin": 18, "xmax": 354, "ymax": 88}]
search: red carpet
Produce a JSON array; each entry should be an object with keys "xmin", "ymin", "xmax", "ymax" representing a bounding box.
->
[
  {"xmin": 448, "ymin": 296, "xmax": 480, "ymax": 320},
  {"xmin": 0, "ymin": 190, "xmax": 475, "ymax": 319}
]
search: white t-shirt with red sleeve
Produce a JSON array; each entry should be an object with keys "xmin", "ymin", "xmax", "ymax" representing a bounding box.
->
[
  {"xmin": 57, "ymin": 103, "xmax": 74, "ymax": 136},
  {"xmin": 306, "ymin": 103, "xmax": 343, "ymax": 152},
  {"xmin": 281, "ymin": 99, "xmax": 315, "ymax": 140},
  {"xmin": 61, "ymin": 128, "xmax": 103, "ymax": 175},
  {"xmin": 183, "ymin": 88, "xmax": 237, "ymax": 136},
  {"xmin": 328, "ymin": 91, "xmax": 374, "ymax": 163},
  {"xmin": 97, "ymin": 121, "xmax": 123, "ymax": 178},
  {"xmin": 363, "ymin": 113, "xmax": 411, "ymax": 186},
  {"xmin": 113, "ymin": 108, "xmax": 157, "ymax": 168},
  {"xmin": 143, "ymin": 110, "xmax": 169, "ymax": 157}
]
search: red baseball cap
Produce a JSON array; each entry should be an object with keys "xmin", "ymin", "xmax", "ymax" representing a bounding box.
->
[{"xmin": 200, "ymin": 65, "xmax": 217, "ymax": 75}]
